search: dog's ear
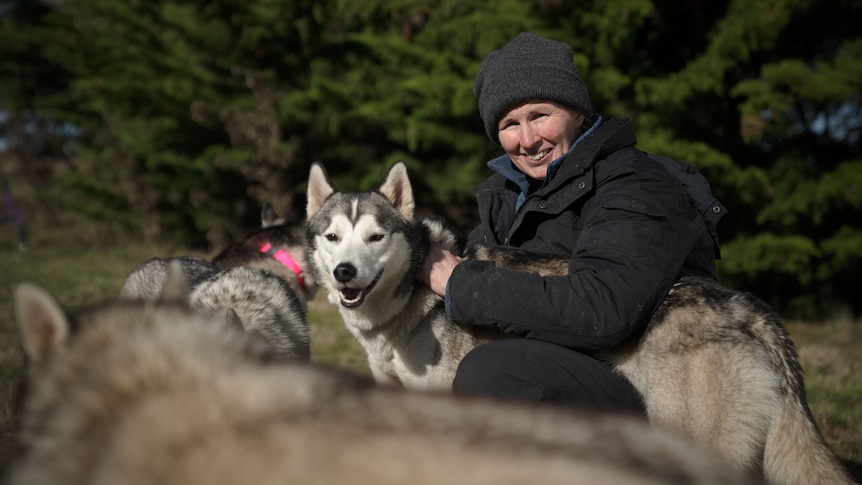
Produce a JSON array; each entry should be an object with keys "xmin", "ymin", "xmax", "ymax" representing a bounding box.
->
[
  {"xmin": 379, "ymin": 161, "xmax": 415, "ymax": 220},
  {"xmin": 260, "ymin": 202, "xmax": 285, "ymax": 228},
  {"xmin": 306, "ymin": 162, "xmax": 335, "ymax": 219},
  {"xmin": 224, "ymin": 308, "xmax": 245, "ymax": 331},
  {"xmin": 13, "ymin": 283, "xmax": 71, "ymax": 364},
  {"xmin": 161, "ymin": 260, "xmax": 192, "ymax": 305}
]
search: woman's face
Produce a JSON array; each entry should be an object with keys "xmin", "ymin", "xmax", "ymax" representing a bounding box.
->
[{"xmin": 497, "ymin": 101, "xmax": 585, "ymax": 180}]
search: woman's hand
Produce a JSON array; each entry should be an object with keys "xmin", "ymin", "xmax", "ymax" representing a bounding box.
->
[{"xmin": 416, "ymin": 240, "xmax": 462, "ymax": 297}]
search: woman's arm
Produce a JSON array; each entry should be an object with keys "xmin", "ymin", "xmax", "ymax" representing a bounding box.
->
[{"xmin": 444, "ymin": 168, "xmax": 704, "ymax": 352}]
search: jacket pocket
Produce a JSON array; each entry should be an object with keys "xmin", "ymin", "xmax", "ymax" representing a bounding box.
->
[
  {"xmin": 581, "ymin": 196, "xmax": 669, "ymax": 259},
  {"xmin": 600, "ymin": 196, "xmax": 666, "ymax": 218}
]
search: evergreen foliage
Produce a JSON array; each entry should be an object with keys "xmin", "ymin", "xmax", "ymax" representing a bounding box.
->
[{"xmin": 1, "ymin": 0, "xmax": 859, "ymax": 316}]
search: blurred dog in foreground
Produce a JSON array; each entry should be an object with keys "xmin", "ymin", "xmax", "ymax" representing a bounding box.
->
[
  {"xmin": 7, "ymin": 263, "xmax": 763, "ymax": 485},
  {"xmin": 305, "ymin": 161, "xmax": 856, "ymax": 485},
  {"xmin": 119, "ymin": 203, "xmax": 313, "ymax": 360}
]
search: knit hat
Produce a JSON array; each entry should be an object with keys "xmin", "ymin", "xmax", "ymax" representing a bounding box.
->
[{"xmin": 474, "ymin": 32, "xmax": 593, "ymax": 145}]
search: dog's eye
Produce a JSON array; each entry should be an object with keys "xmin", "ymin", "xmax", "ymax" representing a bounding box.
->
[
  {"xmin": 369, "ymin": 234, "xmax": 385, "ymax": 242},
  {"xmin": 325, "ymin": 233, "xmax": 338, "ymax": 242}
]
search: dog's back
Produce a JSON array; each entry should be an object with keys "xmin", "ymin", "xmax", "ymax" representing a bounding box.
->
[
  {"xmin": 9, "ymin": 276, "xmax": 764, "ymax": 485},
  {"xmin": 119, "ymin": 256, "xmax": 218, "ymax": 299}
]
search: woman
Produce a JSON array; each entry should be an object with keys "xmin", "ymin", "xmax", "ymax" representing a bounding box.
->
[{"xmin": 417, "ymin": 32, "xmax": 718, "ymax": 411}]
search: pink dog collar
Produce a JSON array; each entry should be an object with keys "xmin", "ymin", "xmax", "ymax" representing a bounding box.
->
[{"xmin": 258, "ymin": 242, "xmax": 307, "ymax": 294}]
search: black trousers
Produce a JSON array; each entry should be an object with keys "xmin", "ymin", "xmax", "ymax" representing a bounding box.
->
[{"xmin": 452, "ymin": 339, "xmax": 645, "ymax": 413}]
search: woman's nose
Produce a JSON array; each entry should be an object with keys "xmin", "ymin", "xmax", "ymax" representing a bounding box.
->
[{"xmin": 519, "ymin": 125, "xmax": 541, "ymax": 148}]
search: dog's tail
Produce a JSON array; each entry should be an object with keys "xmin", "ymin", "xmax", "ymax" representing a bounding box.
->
[
  {"xmin": 758, "ymin": 306, "xmax": 856, "ymax": 485},
  {"xmin": 764, "ymin": 393, "xmax": 856, "ymax": 485}
]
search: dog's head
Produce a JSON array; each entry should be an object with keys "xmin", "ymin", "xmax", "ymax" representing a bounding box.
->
[{"xmin": 305, "ymin": 161, "xmax": 427, "ymax": 310}]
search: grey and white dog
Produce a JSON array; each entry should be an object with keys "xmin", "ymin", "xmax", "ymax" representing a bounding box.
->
[
  {"xmin": 305, "ymin": 160, "xmax": 856, "ymax": 485},
  {"xmin": 8, "ymin": 268, "xmax": 764, "ymax": 485},
  {"xmin": 119, "ymin": 204, "xmax": 313, "ymax": 360}
]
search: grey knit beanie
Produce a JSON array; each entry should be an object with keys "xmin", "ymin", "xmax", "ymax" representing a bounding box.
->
[{"xmin": 474, "ymin": 32, "xmax": 593, "ymax": 145}]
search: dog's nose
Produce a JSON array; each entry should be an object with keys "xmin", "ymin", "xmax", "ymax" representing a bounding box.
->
[{"xmin": 333, "ymin": 263, "xmax": 357, "ymax": 283}]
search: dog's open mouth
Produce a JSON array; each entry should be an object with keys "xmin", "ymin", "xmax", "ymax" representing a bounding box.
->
[{"xmin": 338, "ymin": 270, "xmax": 382, "ymax": 308}]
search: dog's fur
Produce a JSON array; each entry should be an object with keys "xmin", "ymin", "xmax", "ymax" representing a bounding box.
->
[
  {"xmin": 122, "ymin": 203, "xmax": 316, "ymax": 307},
  {"xmin": 8, "ymin": 266, "xmax": 764, "ymax": 485},
  {"xmin": 119, "ymin": 255, "xmax": 220, "ymax": 300},
  {"xmin": 305, "ymin": 161, "xmax": 856, "ymax": 485},
  {"xmin": 119, "ymin": 204, "xmax": 312, "ymax": 360}
]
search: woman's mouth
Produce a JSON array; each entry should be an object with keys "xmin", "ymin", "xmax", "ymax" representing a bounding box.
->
[{"xmin": 525, "ymin": 149, "xmax": 550, "ymax": 164}]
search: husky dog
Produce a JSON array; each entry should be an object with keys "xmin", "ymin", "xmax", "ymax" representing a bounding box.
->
[
  {"xmin": 211, "ymin": 203, "xmax": 317, "ymax": 307},
  {"xmin": 305, "ymin": 161, "xmax": 856, "ymax": 485},
  {"xmin": 8, "ymin": 268, "xmax": 763, "ymax": 485},
  {"xmin": 306, "ymin": 162, "xmax": 499, "ymax": 388},
  {"xmin": 119, "ymin": 204, "xmax": 312, "ymax": 360}
]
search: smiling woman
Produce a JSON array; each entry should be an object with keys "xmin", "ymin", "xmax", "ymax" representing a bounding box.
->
[
  {"xmin": 416, "ymin": 32, "xmax": 723, "ymax": 412},
  {"xmin": 496, "ymin": 101, "xmax": 587, "ymax": 180}
]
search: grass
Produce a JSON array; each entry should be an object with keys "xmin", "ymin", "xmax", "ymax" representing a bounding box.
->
[
  {"xmin": 786, "ymin": 317, "xmax": 862, "ymax": 471},
  {"xmin": 0, "ymin": 213, "xmax": 860, "ymax": 481}
]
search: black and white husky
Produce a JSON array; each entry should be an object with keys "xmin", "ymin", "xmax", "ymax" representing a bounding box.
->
[{"xmin": 305, "ymin": 161, "xmax": 855, "ymax": 485}]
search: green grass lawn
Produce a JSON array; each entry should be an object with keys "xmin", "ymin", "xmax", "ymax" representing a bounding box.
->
[{"xmin": 0, "ymin": 228, "xmax": 860, "ymax": 481}]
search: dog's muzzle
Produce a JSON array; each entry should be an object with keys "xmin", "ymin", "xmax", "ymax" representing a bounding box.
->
[{"xmin": 333, "ymin": 263, "xmax": 382, "ymax": 308}]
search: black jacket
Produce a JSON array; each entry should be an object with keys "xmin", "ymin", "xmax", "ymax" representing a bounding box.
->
[{"xmin": 446, "ymin": 118, "xmax": 717, "ymax": 352}]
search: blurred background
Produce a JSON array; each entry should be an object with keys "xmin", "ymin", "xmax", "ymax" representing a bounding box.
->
[{"xmin": 1, "ymin": 0, "xmax": 860, "ymax": 317}]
